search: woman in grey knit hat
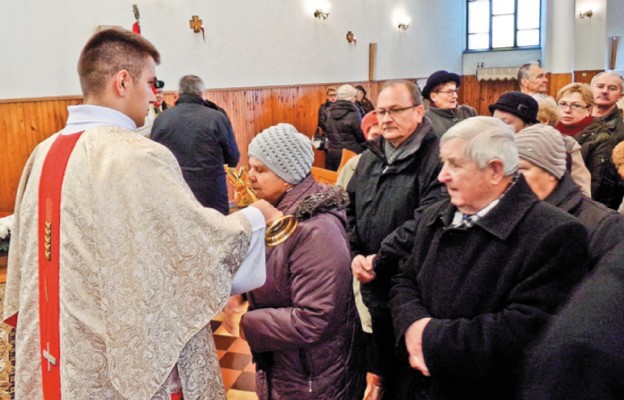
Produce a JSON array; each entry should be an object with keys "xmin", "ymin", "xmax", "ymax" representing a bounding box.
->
[{"xmin": 236, "ymin": 123, "xmax": 366, "ymax": 399}]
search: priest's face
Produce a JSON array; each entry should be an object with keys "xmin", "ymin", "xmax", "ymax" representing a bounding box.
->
[
  {"xmin": 248, "ymin": 157, "xmax": 292, "ymax": 205},
  {"xmin": 127, "ymin": 57, "xmax": 157, "ymax": 127}
]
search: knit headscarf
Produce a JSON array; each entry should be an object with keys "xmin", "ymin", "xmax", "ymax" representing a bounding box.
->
[
  {"xmin": 248, "ymin": 123, "xmax": 314, "ymax": 184},
  {"xmin": 516, "ymin": 124, "xmax": 566, "ymax": 179}
]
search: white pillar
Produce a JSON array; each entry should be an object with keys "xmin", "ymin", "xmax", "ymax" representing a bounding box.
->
[{"xmin": 542, "ymin": 0, "xmax": 576, "ymax": 73}]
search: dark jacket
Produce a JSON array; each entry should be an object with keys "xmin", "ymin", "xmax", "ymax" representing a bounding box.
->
[
  {"xmin": 389, "ymin": 176, "xmax": 589, "ymax": 400},
  {"xmin": 425, "ymin": 104, "xmax": 478, "ymax": 137},
  {"xmin": 347, "ymin": 118, "xmax": 446, "ymax": 310},
  {"xmin": 242, "ymin": 176, "xmax": 365, "ymax": 400},
  {"xmin": 325, "ymin": 100, "xmax": 366, "ymax": 170},
  {"xmin": 151, "ymin": 93, "xmax": 239, "ymax": 214},
  {"xmin": 521, "ymin": 240, "xmax": 624, "ymax": 400},
  {"xmin": 316, "ymin": 100, "xmax": 332, "ymax": 134},
  {"xmin": 545, "ymin": 173, "xmax": 624, "ymax": 268},
  {"xmin": 599, "ymin": 105, "xmax": 624, "ymax": 143},
  {"xmin": 573, "ymin": 119, "xmax": 623, "ymax": 209},
  {"xmin": 357, "ymin": 97, "xmax": 375, "ymax": 114}
]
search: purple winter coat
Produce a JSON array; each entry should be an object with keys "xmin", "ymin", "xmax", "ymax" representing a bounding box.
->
[{"xmin": 241, "ymin": 176, "xmax": 365, "ymax": 400}]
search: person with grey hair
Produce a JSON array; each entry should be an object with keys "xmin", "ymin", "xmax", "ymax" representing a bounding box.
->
[
  {"xmin": 591, "ymin": 70, "xmax": 624, "ymax": 143},
  {"xmin": 348, "ymin": 79, "xmax": 446, "ymax": 400},
  {"xmin": 151, "ymin": 74, "xmax": 240, "ymax": 214},
  {"xmin": 516, "ymin": 124, "xmax": 624, "ymax": 268},
  {"xmin": 518, "ymin": 61, "xmax": 548, "ymax": 95},
  {"xmin": 389, "ymin": 116, "xmax": 588, "ymax": 399},
  {"xmin": 324, "ymin": 84, "xmax": 366, "ymax": 170},
  {"xmin": 237, "ymin": 123, "xmax": 366, "ymax": 399}
]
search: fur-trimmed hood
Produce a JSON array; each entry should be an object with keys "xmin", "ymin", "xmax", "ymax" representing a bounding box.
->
[{"xmin": 277, "ymin": 175, "xmax": 348, "ymax": 225}]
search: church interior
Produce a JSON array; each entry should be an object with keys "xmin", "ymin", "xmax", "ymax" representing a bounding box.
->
[{"xmin": 1, "ymin": 0, "xmax": 624, "ymax": 398}]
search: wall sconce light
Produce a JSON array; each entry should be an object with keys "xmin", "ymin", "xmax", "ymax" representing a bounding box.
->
[
  {"xmin": 314, "ymin": 9, "xmax": 329, "ymax": 20},
  {"xmin": 397, "ymin": 16, "xmax": 411, "ymax": 30},
  {"xmin": 579, "ymin": 10, "xmax": 593, "ymax": 19},
  {"xmin": 346, "ymin": 31, "xmax": 356, "ymax": 44}
]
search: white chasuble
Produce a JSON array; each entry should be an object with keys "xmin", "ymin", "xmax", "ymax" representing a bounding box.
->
[{"xmin": 4, "ymin": 126, "xmax": 257, "ymax": 399}]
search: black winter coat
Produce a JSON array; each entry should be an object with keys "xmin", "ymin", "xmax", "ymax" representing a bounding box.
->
[
  {"xmin": 521, "ymin": 240, "xmax": 624, "ymax": 400},
  {"xmin": 545, "ymin": 173, "xmax": 624, "ymax": 268},
  {"xmin": 389, "ymin": 176, "xmax": 589, "ymax": 400},
  {"xmin": 347, "ymin": 118, "xmax": 446, "ymax": 309},
  {"xmin": 151, "ymin": 94, "xmax": 239, "ymax": 214},
  {"xmin": 325, "ymin": 100, "xmax": 366, "ymax": 170}
]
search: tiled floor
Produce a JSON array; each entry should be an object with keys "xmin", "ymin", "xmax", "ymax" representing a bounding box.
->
[{"xmin": 212, "ymin": 305, "xmax": 259, "ymax": 400}]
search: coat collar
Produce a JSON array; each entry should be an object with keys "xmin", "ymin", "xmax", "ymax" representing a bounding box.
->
[
  {"xmin": 276, "ymin": 175, "xmax": 318, "ymax": 215},
  {"xmin": 428, "ymin": 175, "xmax": 539, "ymax": 240},
  {"xmin": 544, "ymin": 173, "xmax": 582, "ymax": 213},
  {"xmin": 368, "ymin": 117, "xmax": 436, "ymax": 165}
]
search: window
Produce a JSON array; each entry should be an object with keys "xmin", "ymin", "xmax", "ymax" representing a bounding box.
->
[{"xmin": 467, "ymin": 0, "xmax": 541, "ymax": 51}]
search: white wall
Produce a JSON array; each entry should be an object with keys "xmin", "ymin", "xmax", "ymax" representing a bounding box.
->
[
  {"xmin": 0, "ymin": 0, "xmax": 465, "ymax": 100},
  {"xmin": 606, "ymin": 0, "xmax": 624, "ymax": 70},
  {"xmin": 574, "ymin": 0, "xmax": 607, "ymax": 70}
]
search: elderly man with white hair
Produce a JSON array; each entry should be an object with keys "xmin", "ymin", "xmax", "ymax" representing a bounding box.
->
[{"xmin": 389, "ymin": 117, "xmax": 589, "ymax": 400}]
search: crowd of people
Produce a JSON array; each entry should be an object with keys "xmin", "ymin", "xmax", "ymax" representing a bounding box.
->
[{"xmin": 4, "ymin": 28, "xmax": 624, "ymax": 400}]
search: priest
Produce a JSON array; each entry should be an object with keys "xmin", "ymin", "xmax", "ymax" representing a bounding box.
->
[{"xmin": 3, "ymin": 28, "xmax": 278, "ymax": 400}]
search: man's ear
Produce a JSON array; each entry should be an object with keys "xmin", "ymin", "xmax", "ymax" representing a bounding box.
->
[
  {"xmin": 115, "ymin": 70, "xmax": 131, "ymax": 94},
  {"xmin": 488, "ymin": 159, "xmax": 505, "ymax": 184}
]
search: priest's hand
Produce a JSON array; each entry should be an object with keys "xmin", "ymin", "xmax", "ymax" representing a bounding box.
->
[
  {"xmin": 249, "ymin": 199, "xmax": 283, "ymax": 225},
  {"xmin": 352, "ymin": 254, "xmax": 376, "ymax": 283},
  {"xmin": 405, "ymin": 317, "xmax": 432, "ymax": 377},
  {"xmin": 222, "ymin": 295, "xmax": 245, "ymax": 335}
]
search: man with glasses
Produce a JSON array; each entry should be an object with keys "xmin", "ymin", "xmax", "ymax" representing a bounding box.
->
[
  {"xmin": 347, "ymin": 79, "xmax": 446, "ymax": 400},
  {"xmin": 517, "ymin": 61, "xmax": 549, "ymax": 95},
  {"xmin": 591, "ymin": 70, "xmax": 624, "ymax": 143}
]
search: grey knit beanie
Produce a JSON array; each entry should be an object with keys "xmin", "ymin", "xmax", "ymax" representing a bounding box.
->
[
  {"xmin": 336, "ymin": 84, "xmax": 358, "ymax": 100},
  {"xmin": 516, "ymin": 124, "xmax": 566, "ymax": 179},
  {"xmin": 248, "ymin": 123, "xmax": 314, "ymax": 184}
]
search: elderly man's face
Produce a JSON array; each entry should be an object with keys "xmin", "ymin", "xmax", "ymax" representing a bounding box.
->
[
  {"xmin": 523, "ymin": 65, "xmax": 548, "ymax": 94},
  {"xmin": 438, "ymin": 138, "xmax": 497, "ymax": 214},
  {"xmin": 592, "ymin": 74, "xmax": 624, "ymax": 109},
  {"xmin": 376, "ymin": 84, "xmax": 424, "ymax": 147}
]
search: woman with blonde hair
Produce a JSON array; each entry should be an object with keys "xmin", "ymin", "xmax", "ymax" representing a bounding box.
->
[
  {"xmin": 532, "ymin": 93, "xmax": 592, "ymax": 197},
  {"xmin": 554, "ymin": 83, "xmax": 621, "ymax": 208}
]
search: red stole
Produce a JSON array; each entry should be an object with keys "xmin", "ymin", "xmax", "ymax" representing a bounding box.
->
[{"xmin": 37, "ymin": 132, "xmax": 84, "ymax": 400}]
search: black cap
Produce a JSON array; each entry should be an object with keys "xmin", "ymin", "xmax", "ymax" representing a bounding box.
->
[
  {"xmin": 422, "ymin": 70, "xmax": 461, "ymax": 100},
  {"xmin": 489, "ymin": 92, "xmax": 539, "ymax": 124},
  {"xmin": 154, "ymin": 79, "xmax": 165, "ymax": 89}
]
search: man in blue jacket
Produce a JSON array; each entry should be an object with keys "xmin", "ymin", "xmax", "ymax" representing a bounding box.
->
[{"xmin": 152, "ymin": 74, "xmax": 239, "ymax": 214}]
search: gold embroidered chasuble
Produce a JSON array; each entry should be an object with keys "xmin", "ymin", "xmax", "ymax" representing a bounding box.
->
[{"xmin": 4, "ymin": 127, "xmax": 253, "ymax": 399}]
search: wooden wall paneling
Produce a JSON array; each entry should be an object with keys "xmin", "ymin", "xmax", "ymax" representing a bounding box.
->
[
  {"xmin": 573, "ymin": 70, "xmax": 602, "ymax": 86},
  {"xmin": 548, "ymin": 72, "xmax": 573, "ymax": 97}
]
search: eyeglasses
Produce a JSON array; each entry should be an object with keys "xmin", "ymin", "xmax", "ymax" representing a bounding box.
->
[
  {"xmin": 433, "ymin": 89, "xmax": 459, "ymax": 95},
  {"xmin": 374, "ymin": 105, "xmax": 418, "ymax": 119},
  {"xmin": 557, "ymin": 102, "xmax": 590, "ymax": 111}
]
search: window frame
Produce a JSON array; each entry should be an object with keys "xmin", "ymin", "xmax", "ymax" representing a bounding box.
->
[{"xmin": 465, "ymin": 0, "xmax": 542, "ymax": 52}]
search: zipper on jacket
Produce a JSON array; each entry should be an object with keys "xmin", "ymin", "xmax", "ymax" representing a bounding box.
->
[{"xmin": 299, "ymin": 349, "xmax": 314, "ymax": 393}]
